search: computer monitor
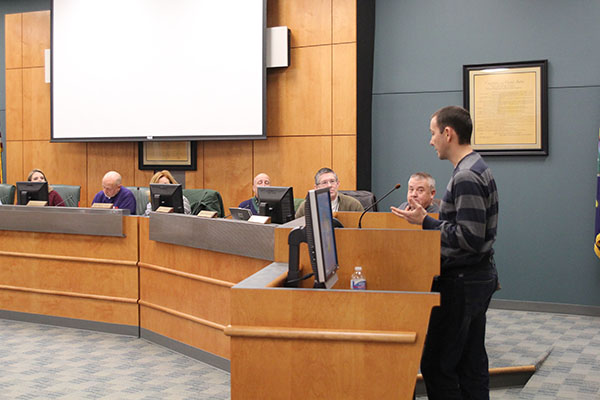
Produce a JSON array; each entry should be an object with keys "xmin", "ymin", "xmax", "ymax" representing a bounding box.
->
[
  {"xmin": 16, "ymin": 181, "xmax": 49, "ymax": 205},
  {"xmin": 150, "ymin": 184, "xmax": 184, "ymax": 213},
  {"xmin": 304, "ymin": 187, "xmax": 339, "ymax": 288},
  {"xmin": 257, "ymin": 186, "xmax": 295, "ymax": 224}
]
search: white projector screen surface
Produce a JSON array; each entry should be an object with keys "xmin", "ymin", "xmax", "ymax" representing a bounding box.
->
[{"xmin": 52, "ymin": 0, "xmax": 265, "ymax": 141}]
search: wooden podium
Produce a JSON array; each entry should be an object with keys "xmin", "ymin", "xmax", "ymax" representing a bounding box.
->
[{"xmin": 226, "ymin": 213, "xmax": 441, "ymax": 400}]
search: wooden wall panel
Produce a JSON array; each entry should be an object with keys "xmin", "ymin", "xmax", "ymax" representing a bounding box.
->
[
  {"xmin": 204, "ymin": 140, "xmax": 253, "ymax": 211},
  {"xmin": 4, "ymin": 14, "xmax": 22, "ymax": 69},
  {"xmin": 5, "ymin": 69, "xmax": 23, "ymax": 141},
  {"xmin": 333, "ymin": 134, "xmax": 356, "ymax": 190},
  {"xmin": 333, "ymin": 43, "xmax": 356, "ymax": 135},
  {"xmin": 5, "ymin": 141, "xmax": 23, "ymax": 184},
  {"xmin": 254, "ymin": 136, "xmax": 332, "ymax": 197},
  {"xmin": 22, "ymin": 68, "xmax": 50, "ymax": 141},
  {"xmin": 182, "ymin": 142, "xmax": 205, "ymax": 189},
  {"xmin": 267, "ymin": 0, "xmax": 332, "ymax": 47},
  {"xmin": 87, "ymin": 142, "xmax": 135, "ymax": 207},
  {"xmin": 333, "ymin": 0, "xmax": 356, "ymax": 43},
  {"xmin": 22, "ymin": 141, "xmax": 87, "ymax": 199},
  {"xmin": 22, "ymin": 11, "xmax": 50, "ymax": 68},
  {"xmin": 267, "ymin": 46, "xmax": 332, "ymax": 136}
]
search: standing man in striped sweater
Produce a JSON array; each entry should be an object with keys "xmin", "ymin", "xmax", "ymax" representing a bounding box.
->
[{"xmin": 392, "ymin": 105, "xmax": 499, "ymax": 400}]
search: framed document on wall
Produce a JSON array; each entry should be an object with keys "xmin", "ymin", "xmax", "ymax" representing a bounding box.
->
[
  {"xmin": 463, "ymin": 60, "xmax": 548, "ymax": 156},
  {"xmin": 138, "ymin": 141, "xmax": 197, "ymax": 170}
]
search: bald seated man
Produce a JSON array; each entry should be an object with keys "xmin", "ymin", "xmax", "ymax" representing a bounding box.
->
[
  {"xmin": 92, "ymin": 171, "xmax": 137, "ymax": 215},
  {"xmin": 238, "ymin": 173, "xmax": 271, "ymax": 215},
  {"xmin": 295, "ymin": 167, "xmax": 363, "ymax": 219}
]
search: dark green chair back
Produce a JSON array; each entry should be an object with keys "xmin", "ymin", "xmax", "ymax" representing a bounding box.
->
[
  {"xmin": 52, "ymin": 185, "xmax": 81, "ymax": 207},
  {"xmin": 183, "ymin": 189, "xmax": 225, "ymax": 217},
  {"xmin": 294, "ymin": 197, "xmax": 304, "ymax": 212},
  {"xmin": 0, "ymin": 184, "xmax": 16, "ymax": 205},
  {"xmin": 125, "ymin": 186, "xmax": 150, "ymax": 216}
]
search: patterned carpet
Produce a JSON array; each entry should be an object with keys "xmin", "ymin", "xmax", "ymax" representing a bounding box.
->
[{"xmin": 0, "ymin": 308, "xmax": 598, "ymax": 399}]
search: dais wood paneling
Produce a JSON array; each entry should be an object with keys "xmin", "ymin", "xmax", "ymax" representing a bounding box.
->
[
  {"xmin": 254, "ymin": 135, "xmax": 332, "ymax": 197},
  {"xmin": 5, "ymin": 69, "xmax": 23, "ymax": 141},
  {"xmin": 267, "ymin": 0, "xmax": 332, "ymax": 47},
  {"xmin": 4, "ymin": 13, "xmax": 22, "ymax": 69},
  {"xmin": 333, "ymin": 134, "xmax": 356, "ymax": 190},
  {"xmin": 333, "ymin": 43, "xmax": 356, "ymax": 135},
  {"xmin": 333, "ymin": 0, "xmax": 356, "ymax": 43},
  {"xmin": 204, "ymin": 140, "xmax": 253, "ymax": 211},
  {"xmin": 22, "ymin": 67, "xmax": 50, "ymax": 141},
  {"xmin": 267, "ymin": 46, "xmax": 332, "ymax": 136},
  {"xmin": 22, "ymin": 11, "xmax": 50, "ymax": 68},
  {"xmin": 22, "ymin": 140, "xmax": 87, "ymax": 198},
  {"xmin": 5, "ymin": 141, "xmax": 23, "ymax": 185}
]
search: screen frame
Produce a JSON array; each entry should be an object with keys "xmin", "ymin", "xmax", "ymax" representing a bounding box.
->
[
  {"xmin": 150, "ymin": 183, "xmax": 184, "ymax": 213},
  {"xmin": 16, "ymin": 181, "xmax": 49, "ymax": 205},
  {"xmin": 306, "ymin": 187, "xmax": 339, "ymax": 285}
]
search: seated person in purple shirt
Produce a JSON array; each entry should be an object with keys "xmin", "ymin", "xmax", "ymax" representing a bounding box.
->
[
  {"xmin": 238, "ymin": 173, "xmax": 271, "ymax": 215},
  {"xmin": 92, "ymin": 171, "xmax": 137, "ymax": 214}
]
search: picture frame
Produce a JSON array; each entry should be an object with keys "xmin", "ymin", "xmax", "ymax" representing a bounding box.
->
[
  {"xmin": 463, "ymin": 60, "xmax": 548, "ymax": 156},
  {"xmin": 138, "ymin": 141, "xmax": 197, "ymax": 170}
]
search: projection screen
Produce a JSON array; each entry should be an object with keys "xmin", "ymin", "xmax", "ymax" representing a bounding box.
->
[{"xmin": 51, "ymin": 0, "xmax": 265, "ymax": 142}]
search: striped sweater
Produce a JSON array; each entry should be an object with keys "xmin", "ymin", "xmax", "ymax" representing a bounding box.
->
[{"xmin": 422, "ymin": 152, "xmax": 498, "ymax": 271}]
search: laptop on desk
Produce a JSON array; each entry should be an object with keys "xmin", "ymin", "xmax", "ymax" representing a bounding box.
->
[{"xmin": 229, "ymin": 207, "xmax": 252, "ymax": 221}]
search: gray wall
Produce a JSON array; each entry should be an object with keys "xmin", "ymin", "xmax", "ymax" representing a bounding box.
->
[
  {"xmin": 372, "ymin": 0, "xmax": 600, "ymax": 306},
  {"xmin": 0, "ymin": 0, "xmax": 51, "ymax": 183}
]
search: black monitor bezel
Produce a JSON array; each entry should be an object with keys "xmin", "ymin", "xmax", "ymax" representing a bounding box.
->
[
  {"xmin": 149, "ymin": 183, "xmax": 184, "ymax": 214},
  {"xmin": 16, "ymin": 181, "xmax": 49, "ymax": 205},
  {"xmin": 257, "ymin": 186, "xmax": 295, "ymax": 224}
]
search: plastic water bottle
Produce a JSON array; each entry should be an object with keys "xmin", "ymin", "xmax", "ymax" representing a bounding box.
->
[{"xmin": 350, "ymin": 266, "xmax": 366, "ymax": 290}]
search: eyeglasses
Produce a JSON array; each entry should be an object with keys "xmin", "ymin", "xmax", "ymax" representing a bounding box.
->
[{"xmin": 317, "ymin": 179, "xmax": 338, "ymax": 186}]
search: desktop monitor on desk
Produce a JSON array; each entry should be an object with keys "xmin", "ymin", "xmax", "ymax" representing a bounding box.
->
[
  {"xmin": 16, "ymin": 181, "xmax": 49, "ymax": 206},
  {"xmin": 285, "ymin": 187, "xmax": 339, "ymax": 289},
  {"xmin": 150, "ymin": 184, "xmax": 184, "ymax": 213},
  {"xmin": 257, "ymin": 186, "xmax": 295, "ymax": 224}
]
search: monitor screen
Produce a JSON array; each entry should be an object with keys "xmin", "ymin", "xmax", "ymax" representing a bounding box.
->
[
  {"xmin": 150, "ymin": 184, "xmax": 184, "ymax": 213},
  {"xmin": 305, "ymin": 187, "xmax": 339, "ymax": 287},
  {"xmin": 16, "ymin": 181, "xmax": 49, "ymax": 205},
  {"xmin": 257, "ymin": 186, "xmax": 295, "ymax": 224}
]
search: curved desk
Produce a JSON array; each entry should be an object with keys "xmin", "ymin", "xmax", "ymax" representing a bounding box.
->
[{"xmin": 0, "ymin": 207, "xmax": 138, "ymax": 334}]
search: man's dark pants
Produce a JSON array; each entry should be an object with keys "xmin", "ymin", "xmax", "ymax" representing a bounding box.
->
[{"xmin": 421, "ymin": 263, "xmax": 498, "ymax": 400}]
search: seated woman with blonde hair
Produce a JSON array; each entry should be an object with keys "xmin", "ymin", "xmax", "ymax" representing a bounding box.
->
[
  {"xmin": 144, "ymin": 170, "xmax": 191, "ymax": 216},
  {"xmin": 27, "ymin": 169, "xmax": 65, "ymax": 207}
]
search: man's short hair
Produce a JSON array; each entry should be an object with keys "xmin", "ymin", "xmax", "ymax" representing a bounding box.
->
[
  {"xmin": 410, "ymin": 172, "xmax": 435, "ymax": 192},
  {"xmin": 314, "ymin": 167, "xmax": 338, "ymax": 185},
  {"xmin": 432, "ymin": 106, "xmax": 473, "ymax": 145}
]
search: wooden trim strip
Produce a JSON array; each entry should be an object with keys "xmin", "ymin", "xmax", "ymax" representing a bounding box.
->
[
  {"xmin": 139, "ymin": 300, "xmax": 226, "ymax": 331},
  {"xmin": 223, "ymin": 325, "xmax": 417, "ymax": 343},
  {"xmin": 0, "ymin": 284, "xmax": 138, "ymax": 304},
  {"xmin": 0, "ymin": 250, "xmax": 137, "ymax": 266},
  {"xmin": 138, "ymin": 262, "xmax": 234, "ymax": 288}
]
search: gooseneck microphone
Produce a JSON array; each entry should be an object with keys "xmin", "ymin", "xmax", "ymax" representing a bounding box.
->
[
  {"xmin": 54, "ymin": 194, "xmax": 74, "ymax": 207},
  {"xmin": 358, "ymin": 183, "xmax": 401, "ymax": 228}
]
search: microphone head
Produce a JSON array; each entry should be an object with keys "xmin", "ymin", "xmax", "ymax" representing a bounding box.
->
[{"xmin": 394, "ymin": 183, "xmax": 401, "ymax": 189}]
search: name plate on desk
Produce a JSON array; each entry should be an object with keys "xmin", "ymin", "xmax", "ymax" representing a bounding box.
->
[
  {"xmin": 27, "ymin": 200, "xmax": 48, "ymax": 207},
  {"xmin": 0, "ymin": 206, "xmax": 128, "ymax": 237},
  {"xmin": 149, "ymin": 213, "xmax": 276, "ymax": 260}
]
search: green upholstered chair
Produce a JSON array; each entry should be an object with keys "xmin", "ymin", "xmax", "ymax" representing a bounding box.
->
[
  {"xmin": 183, "ymin": 189, "xmax": 225, "ymax": 217},
  {"xmin": 0, "ymin": 184, "xmax": 16, "ymax": 205},
  {"xmin": 125, "ymin": 186, "xmax": 150, "ymax": 216},
  {"xmin": 294, "ymin": 197, "xmax": 304, "ymax": 212},
  {"xmin": 51, "ymin": 185, "xmax": 81, "ymax": 207}
]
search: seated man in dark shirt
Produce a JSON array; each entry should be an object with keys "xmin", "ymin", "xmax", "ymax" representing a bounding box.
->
[
  {"xmin": 238, "ymin": 173, "xmax": 271, "ymax": 215},
  {"xmin": 92, "ymin": 171, "xmax": 137, "ymax": 215},
  {"xmin": 397, "ymin": 172, "xmax": 439, "ymax": 213}
]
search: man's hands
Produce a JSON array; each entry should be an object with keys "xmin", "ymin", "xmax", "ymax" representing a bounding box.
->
[{"xmin": 390, "ymin": 198, "xmax": 427, "ymax": 225}]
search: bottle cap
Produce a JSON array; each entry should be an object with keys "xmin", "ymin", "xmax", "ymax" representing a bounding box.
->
[{"xmin": 355, "ymin": 266, "xmax": 362, "ymax": 271}]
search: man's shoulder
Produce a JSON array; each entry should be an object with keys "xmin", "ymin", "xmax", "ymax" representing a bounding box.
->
[
  {"xmin": 339, "ymin": 193, "xmax": 364, "ymax": 211},
  {"xmin": 239, "ymin": 198, "xmax": 252, "ymax": 208},
  {"xmin": 120, "ymin": 186, "xmax": 134, "ymax": 196}
]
